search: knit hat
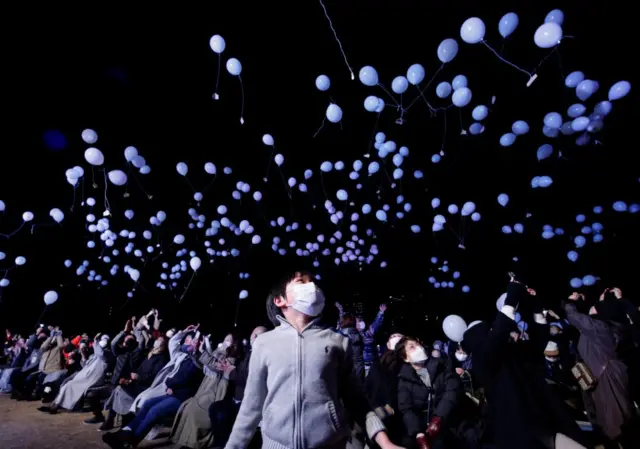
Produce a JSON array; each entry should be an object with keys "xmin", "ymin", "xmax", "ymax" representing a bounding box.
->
[{"xmin": 544, "ymin": 341, "xmax": 559, "ymax": 357}]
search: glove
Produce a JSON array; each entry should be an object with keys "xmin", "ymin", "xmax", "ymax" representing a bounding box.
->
[
  {"xmin": 415, "ymin": 433, "xmax": 431, "ymax": 449},
  {"xmin": 427, "ymin": 416, "xmax": 442, "ymax": 439}
]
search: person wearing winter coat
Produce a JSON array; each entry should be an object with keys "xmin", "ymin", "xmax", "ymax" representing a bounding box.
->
[
  {"xmin": 396, "ymin": 336, "xmax": 464, "ymax": 449},
  {"xmin": 337, "ymin": 312, "xmax": 365, "ymax": 381}
]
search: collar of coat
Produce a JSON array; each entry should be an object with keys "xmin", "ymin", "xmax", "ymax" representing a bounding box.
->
[{"xmin": 398, "ymin": 358, "xmax": 447, "ymax": 384}]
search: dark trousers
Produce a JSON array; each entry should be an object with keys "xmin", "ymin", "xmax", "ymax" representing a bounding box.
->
[
  {"xmin": 128, "ymin": 394, "xmax": 181, "ymax": 439},
  {"xmin": 86, "ymin": 384, "xmax": 115, "ymax": 417},
  {"xmin": 9, "ymin": 368, "xmax": 36, "ymax": 395},
  {"xmin": 209, "ymin": 399, "xmax": 241, "ymax": 446}
]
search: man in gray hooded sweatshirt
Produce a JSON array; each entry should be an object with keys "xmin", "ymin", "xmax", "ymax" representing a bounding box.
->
[{"xmin": 224, "ymin": 271, "xmax": 405, "ymax": 449}]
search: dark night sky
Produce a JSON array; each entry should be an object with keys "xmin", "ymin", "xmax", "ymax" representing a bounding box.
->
[{"xmin": 1, "ymin": 1, "xmax": 637, "ymax": 343}]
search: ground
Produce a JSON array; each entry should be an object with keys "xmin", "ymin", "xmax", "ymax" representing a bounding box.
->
[{"xmin": 0, "ymin": 394, "xmax": 173, "ymax": 449}]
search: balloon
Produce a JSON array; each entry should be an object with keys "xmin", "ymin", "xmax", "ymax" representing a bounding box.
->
[
  {"xmin": 391, "ymin": 76, "xmax": 409, "ymax": 94},
  {"xmin": 358, "ymin": 66, "xmax": 379, "ymax": 86},
  {"xmin": 274, "ymin": 154, "xmax": 284, "ymax": 166},
  {"xmin": 189, "ymin": 257, "xmax": 201, "ymax": 271},
  {"xmin": 571, "ymin": 117, "xmax": 589, "ymax": 132},
  {"xmin": 537, "ymin": 144, "xmax": 553, "ymax": 161},
  {"xmin": 443, "ymin": 315, "xmax": 468, "ymax": 342},
  {"xmin": 22, "ymin": 211, "xmax": 34, "ymax": 222},
  {"xmin": 512, "ymin": 120, "xmax": 529, "ymax": 135},
  {"xmin": 500, "ymin": 133, "xmax": 516, "ymax": 147},
  {"xmin": 499, "ymin": 12, "xmax": 519, "ymax": 38},
  {"xmin": 375, "ymin": 210, "xmax": 387, "ymax": 222},
  {"xmin": 437, "ymin": 38, "xmax": 458, "ymax": 63},
  {"xmin": 565, "ymin": 71, "xmax": 585, "ymax": 88},
  {"xmin": 15, "ymin": 256, "xmax": 26, "ymax": 266},
  {"xmin": 209, "ymin": 35, "xmax": 226, "ymax": 53},
  {"xmin": 407, "ymin": 64, "xmax": 425, "ymax": 85},
  {"xmin": 176, "ymin": 162, "xmax": 188, "ymax": 176},
  {"xmin": 460, "ymin": 17, "xmax": 486, "ymax": 44},
  {"xmin": 364, "ymin": 96, "xmax": 381, "ymax": 112},
  {"xmin": 124, "ymin": 146, "xmax": 138, "ymax": 161},
  {"xmin": 239, "ymin": 290, "xmax": 249, "ymax": 300},
  {"xmin": 326, "ymin": 104, "xmax": 343, "ymax": 123},
  {"xmin": 336, "ymin": 189, "xmax": 348, "ymax": 201},
  {"xmin": 496, "ymin": 292, "xmax": 507, "ymax": 311},
  {"xmin": 497, "ymin": 193, "xmax": 509, "ymax": 207},
  {"xmin": 81, "ymin": 129, "xmax": 98, "ymax": 144},
  {"xmin": 452, "ymin": 75, "xmax": 468, "ymax": 90},
  {"xmin": 435, "ymin": 82, "xmax": 452, "ymax": 98},
  {"xmin": 534, "ymin": 23, "xmax": 562, "ymax": 48},
  {"xmin": 315, "ymin": 74, "xmax": 330, "ymax": 91},
  {"xmin": 472, "ymin": 105, "xmax": 488, "ymax": 121},
  {"xmin": 544, "ymin": 9, "xmax": 564, "ymax": 25},
  {"xmin": 452, "ymin": 87, "xmax": 472, "ymax": 107},
  {"xmin": 544, "ymin": 112, "xmax": 562, "ymax": 129},
  {"xmin": 226, "ymin": 58, "xmax": 242, "ymax": 76},
  {"xmin": 576, "ymin": 80, "xmax": 599, "ymax": 101},
  {"xmin": 608, "ymin": 81, "xmax": 631, "ymax": 101},
  {"xmin": 461, "ymin": 202, "xmax": 476, "ymax": 216},
  {"xmin": 84, "ymin": 147, "xmax": 104, "ymax": 166},
  {"xmin": 49, "ymin": 208, "xmax": 64, "ymax": 223},
  {"xmin": 44, "ymin": 290, "xmax": 59, "ymax": 306},
  {"xmin": 321, "ymin": 161, "xmax": 334, "ymax": 172},
  {"xmin": 108, "ymin": 170, "xmax": 128, "ymax": 186}
]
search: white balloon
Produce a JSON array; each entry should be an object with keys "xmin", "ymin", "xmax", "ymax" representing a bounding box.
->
[
  {"xmin": 81, "ymin": 129, "xmax": 98, "ymax": 144},
  {"xmin": 442, "ymin": 315, "xmax": 468, "ymax": 342},
  {"xmin": 22, "ymin": 211, "xmax": 34, "ymax": 222},
  {"xmin": 49, "ymin": 208, "xmax": 64, "ymax": 223},
  {"xmin": 534, "ymin": 23, "xmax": 563, "ymax": 48},
  {"xmin": 108, "ymin": 170, "xmax": 128, "ymax": 186},
  {"xmin": 124, "ymin": 146, "xmax": 139, "ymax": 161},
  {"xmin": 204, "ymin": 162, "xmax": 216, "ymax": 175},
  {"xmin": 239, "ymin": 290, "xmax": 249, "ymax": 299},
  {"xmin": 226, "ymin": 58, "xmax": 242, "ymax": 76},
  {"xmin": 189, "ymin": 256, "xmax": 202, "ymax": 271},
  {"xmin": 460, "ymin": 17, "xmax": 486, "ymax": 44},
  {"xmin": 44, "ymin": 290, "xmax": 59, "ymax": 306},
  {"xmin": 209, "ymin": 34, "xmax": 226, "ymax": 53},
  {"xmin": 84, "ymin": 147, "xmax": 104, "ymax": 166},
  {"xmin": 176, "ymin": 162, "xmax": 188, "ymax": 176},
  {"xmin": 262, "ymin": 134, "xmax": 274, "ymax": 146},
  {"xmin": 326, "ymin": 104, "xmax": 343, "ymax": 123}
]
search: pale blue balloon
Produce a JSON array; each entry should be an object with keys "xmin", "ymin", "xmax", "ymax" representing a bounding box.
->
[
  {"xmin": 392, "ymin": 168, "xmax": 403, "ymax": 179},
  {"xmin": 375, "ymin": 210, "xmax": 387, "ymax": 221},
  {"xmin": 570, "ymin": 278, "xmax": 583, "ymax": 289},
  {"xmin": 431, "ymin": 257, "xmax": 438, "ymax": 264},
  {"xmin": 410, "ymin": 225, "xmax": 421, "ymax": 233},
  {"xmin": 543, "ymin": 126, "xmax": 559, "ymax": 138},
  {"xmin": 630, "ymin": 204, "xmax": 640, "ymax": 213},
  {"xmin": 544, "ymin": 112, "xmax": 562, "ymax": 129},
  {"xmin": 368, "ymin": 161, "xmax": 380, "ymax": 174},
  {"xmin": 582, "ymin": 275, "xmax": 596, "ymax": 286},
  {"xmin": 581, "ymin": 226, "xmax": 592, "ymax": 235},
  {"xmin": 593, "ymin": 234, "xmax": 604, "ymax": 243},
  {"xmin": 593, "ymin": 206, "xmax": 603, "ymax": 214},
  {"xmin": 359, "ymin": 66, "xmax": 379, "ymax": 86},
  {"xmin": 362, "ymin": 204, "xmax": 372, "ymax": 214},
  {"xmin": 594, "ymin": 101, "xmax": 613, "ymax": 116},
  {"xmin": 320, "ymin": 161, "xmax": 333, "ymax": 172},
  {"xmin": 575, "ymin": 134, "xmax": 591, "ymax": 146},
  {"xmin": 431, "ymin": 198, "xmax": 440, "ymax": 208},
  {"xmin": 471, "ymin": 212, "xmax": 481, "ymax": 222},
  {"xmin": 392, "ymin": 154, "xmax": 404, "ymax": 167},
  {"xmin": 512, "ymin": 120, "xmax": 529, "ymax": 135},
  {"xmin": 576, "ymin": 80, "xmax": 599, "ymax": 101},
  {"xmin": 565, "ymin": 71, "xmax": 585, "ymax": 88},
  {"xmin": 560, "ymin": 122, "xmax": 575, "ymax": 135},
  {"xmin": 500, "ymin": 133, "xmax": 516, "ymax": 146},
  {"xmin": 537, "ymin": 144, "xmax": 553, "ymax": 161},
  {"xmin": 407, "ymin": 64, "xmax": 425, "ymax": 85},
  {"xmin": 502, "ymin": 225, "xmax": 512, "ymax": 234},
  {"xmin": 567, "ymin": 103, "xmax": 586, "ymax": 118},
  {"xmin": 472, "ymin": 105, "xmax": 488, "ymax": 121},
  {"xmin": 545, "ymin": 9, "xmax": 564, "ymax": 25},
  {"xmin": 574, "ymin": 236, "xmax": 586, "ymax": 248},
  {"xmin": 315, "ymin": 75, "xmax": 330, "ymax": 91},
  {"xmin": 452, "ymin": 75, "xmax": 468, "ymax": 90},
  {"xmin": 499, "ymin": 12, "xmax": 519, "ymax": 38},
  {"xmin": 576, "ymin": 214, "xmax": 586, "ymax": 223},
  {"xmin": 462, "ymin": 285, "xmax": 470, "ymax": 293},
  {"xmin": 514, "ymin": 223, "xmax": 524, "ymax": 233},
  {"xmin": 336, "ymin": 189, "xmax": 348, "ymax": 201},
  {"xmin": 608, "ymin": 81, "xmax": 631, "ymax": 101},
  {"xmin": 364, "ymin": 96, "xmax": 381, "ymax": 112},
  {"xmin": 469, "ymin": 123, "xmax": 485, "ymax": 135},
  {"xmin": 375, "ymin": 132, "xmax": 386, "ymax": 142},
  {"xmin": 542, "ymin": 231, "xmax": 554, "ymax": 239},
  {"xmin": 437, "ymin": 38, "xmax": 459, "ymax": 63},
  {"xmin": 538, "ymin": 176, "xmax": 553, "ymax": 188},
  {"xmin": 431, "ymin": 154, "xmax": 441, "ymax": 163},
  {"xmin": 448, "ymin": 204, "xmax": 459, "ymax": 214},
  {"xmin": 391, "ymin": 76, "xmax": 409, "ymax": 94},
  {"xmin": 613, "ymin": 201, "xmax": 627, "ymax": 212},
  {"xmin": 497, "ymin": 193, "xmax": 509, "ymax": 207},
  {"xmin": 567, "ymin": 250, "xmax": 578, "ymax": 262},
  {"xmin": 414, "ymin": 170, "xmax": 424, "ymax": 179},
  {"xmin": 326, "ymin": 104, "xmax": 343, "ymax": 123},
  {"xmin": 571, "ymin": 117, "xmax": 589, "ymax": 132},
  {"xmin": 592, "ymin": 222, "xmax": 603, "ymax": 232},
  {"xmin": 452, "ymin": 87, "xmax": 472, "ymax": 107},
  {"xmin": 435, "ymin": 82, "xmax": 452, "ymax": 98}
]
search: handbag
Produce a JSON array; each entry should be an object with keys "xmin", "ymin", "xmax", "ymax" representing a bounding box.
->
[{"xmin": 570, "ymin": 362, "xmax": 597, "ymax": 391}]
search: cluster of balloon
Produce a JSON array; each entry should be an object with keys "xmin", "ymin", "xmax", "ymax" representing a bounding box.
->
[
  {"xmin": 209, "ymin": 34, "xmax": 245, "ymax": 124},
  {"xmin": 1, "ymin": 7, "xmax": 637, "ymax": 322},
  {"xmin": 427, "ymin": 257, "xmax": 470, "ymax": 293}
]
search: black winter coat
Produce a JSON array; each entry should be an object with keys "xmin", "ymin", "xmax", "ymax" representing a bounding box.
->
[{"xmin": 397, "ymin": 358, "xmax": 463, "ymax": 438}]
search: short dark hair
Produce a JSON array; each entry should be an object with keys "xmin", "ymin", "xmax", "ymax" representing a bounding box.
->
[
  {"xmin": 266, "ymin": 270, "xmax": 312, "ymax": 326},
  {"xmin": 395, "ymin": 335, "xmax": 419, "ymax": 362},
  {"xmin": 340, "ymin": 313, "xmax": 355, "ymax": 329}
]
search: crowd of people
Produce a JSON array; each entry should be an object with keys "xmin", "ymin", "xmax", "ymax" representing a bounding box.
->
[{"xmin": 1, "ymin": 271, "xmax": 639, "ymax": 449}]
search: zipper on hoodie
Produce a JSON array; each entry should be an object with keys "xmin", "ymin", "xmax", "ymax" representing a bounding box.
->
[{"xmin": 295, "ymin": 331, "xmax": 303, "ymax": 449}]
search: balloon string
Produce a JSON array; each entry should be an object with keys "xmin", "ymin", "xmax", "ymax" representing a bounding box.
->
[
  {"xmin": 277, "ymin": 167, "xmax": 292, "ymax": 199},
  {"xmin": 313, "ymin": 117, "xmax": 326, "ymax": 138},
  {"xmin": 317, "ymin": 0, "xmax": 354, "ymax": 80},
  {"xmin": 103, "ymin": 170, "xmax": 111, "ymax": 212},
  {"xmin": 482, "ymin": 41, "xmax": 533, "ymax": 78},
  {"xmin": 238, "ymin": 76, "xmax": 245, "ymax": 125},
  {"xmin": 533, "ymin": 45, "xmax": 561, "ymax": 73},
  {"xmin": 406, "ymin": 64, "xmax": 443, "ymax": 111},
  {"xmin": 0, "ymin": 222, "xmax": 25, "ymax": 239},
  {"xmin": 377, "ymin": 83, "xmax": 400, "ymax": 107},
  {"xmin": 440, "ymin": 109, "xmax": 448, "ymax": 155},
  {"xmin": 214, "ymin": 54, "xmax": 221, "ymax": 100},
  {"xmin": 70, "ymin": 184, "xmax": 77, "ymax": 212},
  {"xmin": 263, "ymin": 149, "xmax": 273, "ymax": 182},
  {"xmin": 366, "ymin": 113, "xmax": 381, "ymax": 156},
  {"xmin": 179, "ymin": 272, "xmax": 197, "ymax": 304}
]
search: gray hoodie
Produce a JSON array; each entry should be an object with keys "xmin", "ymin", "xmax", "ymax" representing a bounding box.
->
[{"xmin": 225, "ymin": 316, "xmax": 385, "ymax": 449}]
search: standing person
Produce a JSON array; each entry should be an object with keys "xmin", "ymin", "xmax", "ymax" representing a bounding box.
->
[
  {"xmin": 337, "ymin": 311, "xmax": 365, "ymax": 381},
  {"xmin": 358, "ymin": 304, "xmax": 387, "ymax": 377},
  {"xmin": 224, "ymin": 271, "xmax": 404, "ymax": 449}
]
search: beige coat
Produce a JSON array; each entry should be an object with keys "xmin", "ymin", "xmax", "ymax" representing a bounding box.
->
[{"xmin": 39, "ymin": 335, "xmax": 65, "ymax": 374}]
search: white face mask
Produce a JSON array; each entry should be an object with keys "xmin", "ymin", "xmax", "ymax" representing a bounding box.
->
[
  {"xmin": 357, "ymin": 321, "xmax": 366, "ymax": 331},
  {"xmin": 287, "ymin": 282, "xmax": 325, "ymax": 317},
  {"xmin": 388, "ymin": 336, "xmax": 402, "ymax": 350},
  {"xmin": 166, "ymin": 330, "xmax": 175, "ymax": 338},
  {"xmin": 409, "ymin": 346, "xmax": 428, "ymax": 363},
  {"xmin": 455, "ymin": 352, "xmax": 468, "ymax": 362},
  {"xmin": 153, "ymin": 339, "xmax": 163, "ymax": 349},
  {"xmin": 98, "ymin": 340, "xmax": 108, "ymax": 349},
  {"xmin": 545, "ymin": 356, "xmax": 558, "ymax": 362}
]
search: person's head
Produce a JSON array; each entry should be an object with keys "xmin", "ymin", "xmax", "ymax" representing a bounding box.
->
[
  {"xmin": 339, "ymin": 313, "xmax": 356, "ymax": 329},
  {"xmin": 549, "ymin": 323, "xmax": 563, "ymax": 336},
  {"xmin": 250, "ymin": 326, "xmax": 267, "ymax": 347},
  {"xmin": 98, "ymin": 339, "xmax": 108, "ymax": 349},
  {"xmin": 64, "ymin": 343, "xmax": 76, "ymax": 353},
  {"xmin": 266, "ymin": 271, "xmax": 325, "ymax": 326},
  {"xmin": 397, "ymin": 336, "xmax": 428, "ymax": 366},
  {"xmin": 455, "ymin": 347, "xmax": 469, "ymax": 362},
  {"xmin": 181, "ymin": 333, "xmax": 199, "ymax": 354},
  {"xmin": 544, "ymin": 341, "xmax": 560, "ymax": 362},
  {"xmin": 387, "ymin": 333, "xmax": 403, "ymax": 351},
  {"xmin": 356, "ymin": 317, "xmax": 366, "ymax": 331},
  {"xmin": 152, "ymin": 336, "xmax": 166, "ymax": 351},
  {"xmin": 590, "ymin": 299, "xmax": 626, "ymax": 323},
  {"xmin": 224, "ymin": 333, "xmax": 244, "ymax": 360},
  {"xmin": 123, "ymin": 335, "xmax": 137, "ymax": 351},
  {"xmin": 431, "ymin": 340, "xmax": 443, "ymax": 358},
  {"xmin": 221, "ymin": 333, "xmax": 235, "ymax": 349}
]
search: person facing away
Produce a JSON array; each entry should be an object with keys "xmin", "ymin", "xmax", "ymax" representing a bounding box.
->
[{"xmin": 224, "ymin": 270, "xmax": 405, "ymax": 449}]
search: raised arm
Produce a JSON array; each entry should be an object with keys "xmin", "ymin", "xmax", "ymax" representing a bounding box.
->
[
  {"xmin": 368, "ymin": 304, "xmax": 387, "ymax": 335},
  {"xmin": 335, "ymin": 302, "xmax": 345, "ymax": 330},
  {"xmin": 93, "ymin": 335, "xmax": 104, "ymax": 358}
]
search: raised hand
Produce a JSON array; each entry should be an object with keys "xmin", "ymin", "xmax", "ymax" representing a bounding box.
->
[{"xmin": 379, "ymin": 303, "xmax": 388, "ymax": 313}]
